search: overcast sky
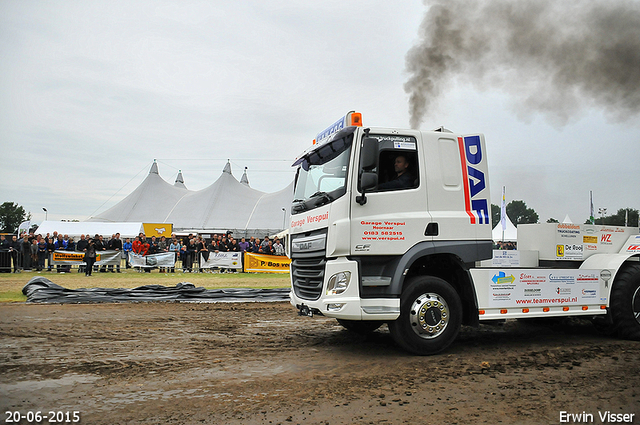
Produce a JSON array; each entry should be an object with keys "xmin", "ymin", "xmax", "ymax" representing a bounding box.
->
[{"xmin": 1, "ymin": 0, "xmax": 638, "ymax": 227}]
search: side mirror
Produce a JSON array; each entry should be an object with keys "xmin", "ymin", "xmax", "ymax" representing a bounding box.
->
[
  {"xmin": 356, "ymin": 136, "xmax": 379, "ymax": 206},
  {"xmin": 360, "ymin": 172, "xmax": 377, "ymax": 190},
  {"xmin": 356, "ymin": 172, "xmax": 378, "ymax": 205},
  {"xmin": 360, "ymin": 138, "xmax": 378, "ymax": 171}
]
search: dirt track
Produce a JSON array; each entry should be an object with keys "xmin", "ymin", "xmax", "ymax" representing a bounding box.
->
[{"xmin": 1, "ymin": 302, "xmax": 638, "ymax": 425}]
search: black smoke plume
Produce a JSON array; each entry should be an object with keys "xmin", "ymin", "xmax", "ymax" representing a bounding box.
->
[{"xmin": 405, "ymin": 0, "xmax": 640, "ymax": 128}]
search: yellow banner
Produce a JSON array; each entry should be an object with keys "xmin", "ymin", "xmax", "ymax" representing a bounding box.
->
[
  {"xmin": 244, "ymin": 252, "xmax": 291, "ymax": 274},
  {"xmin": 51, "ymin": 250, "xmax": 120, "ymax": 264},
  {"xmin": 143, "ymin": 223, "xmax": 173, "ymax": 238},
  {"xmin": 52, "ymin": 251, "xmax": 87, "ymax": 262}
]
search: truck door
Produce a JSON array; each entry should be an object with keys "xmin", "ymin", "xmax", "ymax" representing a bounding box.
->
[{"xmin": 350, "ymin": 131, "xmax": 431, "ymax": 257}]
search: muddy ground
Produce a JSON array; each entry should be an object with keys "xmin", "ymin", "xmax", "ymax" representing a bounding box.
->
[{"xmin": 1, "ymin": 302, "xmax": 638, "ymax": 425}]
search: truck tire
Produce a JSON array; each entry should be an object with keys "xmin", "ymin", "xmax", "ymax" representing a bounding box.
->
[
  {"xmin": 610, "ymin": 264, "xmax": 640, "ymax": 341},
  {"xmin": 388, "ymin": 276, "xmax": 462, "ymax": 355},
  {"xmin": 337, "ymin": 319, "xmax": 383, "ymax": 334}
]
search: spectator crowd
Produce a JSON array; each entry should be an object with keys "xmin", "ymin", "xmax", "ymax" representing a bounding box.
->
[{"xmin": 0, "ymin": 230, "xmax": 286, "ymax": 274}]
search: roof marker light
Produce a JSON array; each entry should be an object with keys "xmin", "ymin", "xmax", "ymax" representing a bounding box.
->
[{"xmin": 349, "ymin": 112, "xmax": 362, "ymax": 127}]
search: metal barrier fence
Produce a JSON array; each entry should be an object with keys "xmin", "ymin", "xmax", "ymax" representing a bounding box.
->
[
  {"xmin": 0, "ymin": 251, "xmax": 289, "ymax": 274},
  {"xmin": 0, "ymin": 250, "xmax": 213, "ymax": 273}
]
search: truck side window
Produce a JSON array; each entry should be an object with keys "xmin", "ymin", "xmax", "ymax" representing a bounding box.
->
[{"xmin": 376, "ymin": 150, "xmax": 419, "ymax": 191}]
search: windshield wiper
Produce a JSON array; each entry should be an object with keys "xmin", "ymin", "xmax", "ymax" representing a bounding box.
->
[
  {"xmin": 310, "ymin": 191, "xmax": 332, "ymax": 207},
  {"xmin": 310, "ymin": 191, "xmax": 331, "ymax": 199},
  {"xmin": 292, "ymin": 199, "xmax": 307, "ymax": 213}
]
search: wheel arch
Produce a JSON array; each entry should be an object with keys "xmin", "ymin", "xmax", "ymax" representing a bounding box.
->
[{"xmin": 389, "ymin": 241, "xmax": 487, "ymax": 326}]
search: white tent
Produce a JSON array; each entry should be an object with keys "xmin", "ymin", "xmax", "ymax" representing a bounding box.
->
[
  {"xmin": 87, "ymin": 161, "xmax": 189, "ymax": 223},
  {"xmin": 36, "ymin": 221, "xmax": 143, "ymax": 239},
  {"xmin": 492, "ymin": 216, "xmax": 518, "ymax": 242},
  {"xmin": 88, "ymin": 161, "xmax": 293, "ymax": 237}
]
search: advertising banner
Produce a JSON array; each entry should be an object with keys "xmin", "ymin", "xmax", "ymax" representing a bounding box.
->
[
  {"xmin": 52, "ymin": 250, "xmax": 121, "ymax": 265},
  {"xmin": 471, "ymin": 268, "xmax": 607, "ymax": 309},
  {"xmin": 128, "ymin": 252, "xmax": 176, "ymax": 268},
  {"xmin": 142, "ymin": 223, "xmax": 173, "ymax": 238},
  {"xmin": 491, "ymin": 250, "xmax": 521, "ymax": 267},
  {"xmin": 200, "ymin": 252, "xmax": 242, "ymax": 269},
  {"xmin": 244, "ymin": 252, "xmax": 291, "ymax": 274}
]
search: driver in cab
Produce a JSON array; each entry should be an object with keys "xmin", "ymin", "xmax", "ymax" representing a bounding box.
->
[{"xmin": 378, "ymin": 154, "xmax": 413, "ymax": 190}]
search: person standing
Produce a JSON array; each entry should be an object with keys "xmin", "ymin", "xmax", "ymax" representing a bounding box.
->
[
  {"xmin": 0, "ymin": 235, "xmax": 9, "ymax": 273},
  {"xmin": 132, "ymin": 236, "xmax": 143, "ymax": 272},
  {"xmin": 53, "ymin": 235, "xmax": 67, "ymax": 273},
  {"xmin": 158, "ymin": 236, "xmax": 168, "ymax": 273},
  {"xmin": 180, "ymin": 244, "xmax": 191, "ymax": 273},
  {"xmin": 76, "ymin": 235, "xmax": 88, "ymax": 274},
  {"xmin": 196, "ymin": 236, "xmax": 208, "ymax": 273},
  {"xmin": 273, "ymin": 238, "xmax": 285, "ymax": 256},
  {"xmin": 21, "ymin": 235, "xmax": 32, "ymax": 271},
  {"xmin": 46, "ymin": 237, "xmax": 55, "ymax": 271},
  {"xmin": 94, "ymin": 235, "xmax": 107, "ymax": 273},
  {"xmin": 252, "ymin": 238, "xmax": 261, "ymax": 253},
  {"xmin": 144, "ymin": 237, "xmax": 157, "ymax": 273},
  {"xmin": 62, "ymin": 237, "xmax": 75, "ymax": 272},
  {"xmin": 0, "ymin": 234, "xmax": 9, "ymax": 250},
  {"xmin": 183, "ymin": 238, "xmax": 196, "ymax": 272},
  {"xmin": 123, "ymin": 237, "xmax": 132, "ymax": 269},
  {"xmin": 30, "ymin": 239, "xmax": 38, "ymax": 270},
  {"xmin": 83, "ymin": 238, "xmax": 97, "ymax": 276},
  {"xmin": 108, "ymin": 233, "xmax": 122, "ymax": 273},
  {"xmin": 238, "ymin": 237, "xmax": 250, "ymax": 253},
  {"xmin": 168, "ymin": 238, "xmax": 180, "ymax": 273},
  {"xmin": 9, "ymin": 235, "xmax": 20, "ymax": 272}
]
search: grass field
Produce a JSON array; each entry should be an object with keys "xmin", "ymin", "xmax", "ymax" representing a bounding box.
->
[{"xmin": 0, "ymin": 268, "xmax": 290, "ymax": 302}]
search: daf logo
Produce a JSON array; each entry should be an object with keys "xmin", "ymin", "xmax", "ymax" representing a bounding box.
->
[{"xmin": 297, "ymin": 242, "xmax": 312, "ymax": 250}]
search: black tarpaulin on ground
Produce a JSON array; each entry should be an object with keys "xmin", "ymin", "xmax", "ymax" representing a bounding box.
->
[{"xmin": 23, "ymin": 277, "xmax": 291, "ymax": 304}]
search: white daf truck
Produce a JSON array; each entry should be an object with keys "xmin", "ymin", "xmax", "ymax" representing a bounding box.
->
[{"xmin": 288, "ymin": 111, "xmax": 640, "ymax": 355}]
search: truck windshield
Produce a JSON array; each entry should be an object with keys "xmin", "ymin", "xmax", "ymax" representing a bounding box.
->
[{"xmin": 291, "ymin": 128, "xmax": 354, "ymax": 214}]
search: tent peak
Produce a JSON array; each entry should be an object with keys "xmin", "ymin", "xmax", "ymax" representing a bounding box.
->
[
  {"xmin": 223, "ymin": 160, "xmax": 232, "ymax": 175},
  {"xmin": 174, "ymin": 170, "xmax": 187, "ymax": 189},
  {"xmin": 150, "ymin": 160, "xmax": 159, "ymax": 175},
  {"xmin": 240, "ymin": 167, "xmax": 249, "ymax": 186}
]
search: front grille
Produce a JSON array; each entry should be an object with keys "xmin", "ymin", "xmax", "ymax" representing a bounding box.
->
[{"xmin": 291, "ymin": 255, "xmax": 326, "ymax": 300}]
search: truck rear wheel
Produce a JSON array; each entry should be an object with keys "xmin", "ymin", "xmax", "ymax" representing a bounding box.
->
[
  {"xmin": 388, "ymin": 276, "xmax": 462, "ymax": 355},
  {"xmin": 337, "ymin": 319, "xmax": 383, "ymax": 334},
  {"xmin": 610, "ymin": 264, "xmax": 640, "ymax": 340}
]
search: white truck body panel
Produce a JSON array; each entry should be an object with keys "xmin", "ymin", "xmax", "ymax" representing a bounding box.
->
[
  {"xmin": 471, "ymin": 268, "xmax": 609, "ymax": 320},
  {"xmin": 517, "ymin": 223, "xmax": 639, "ymax": 261}
]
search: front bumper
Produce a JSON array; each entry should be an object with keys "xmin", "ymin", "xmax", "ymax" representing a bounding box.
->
[{"xmin": 290, "ymin": 257, "xmax": 400, "ymax": 321}]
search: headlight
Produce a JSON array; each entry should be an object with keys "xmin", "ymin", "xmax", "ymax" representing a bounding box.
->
[{"xmin": 326, "ymin": 271, "xmax": 351, "ymax": 295}]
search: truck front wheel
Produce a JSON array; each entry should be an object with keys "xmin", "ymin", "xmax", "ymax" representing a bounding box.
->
[
  {"xmin": 388, "ymin": 276, "xmax": 462, "ymax": 355},
  {"xmin": 610, "ymin": 264, "xmax": 640, "ymax": 340}
]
